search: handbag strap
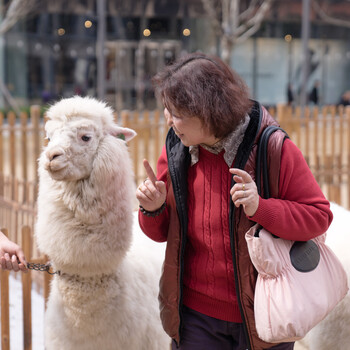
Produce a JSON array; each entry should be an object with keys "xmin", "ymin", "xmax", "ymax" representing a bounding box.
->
[{"xmin": 256, "ymin": 125, "xmax": 289, "ymax": 199}]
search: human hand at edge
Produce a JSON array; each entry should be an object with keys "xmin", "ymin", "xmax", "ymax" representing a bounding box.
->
[{"xmin": 0, "ymin": 231, "xmax": 28, "ymax": 272}]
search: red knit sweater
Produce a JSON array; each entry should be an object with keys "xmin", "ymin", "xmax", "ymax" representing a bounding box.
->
[
  {"xmin": 183, "ymin": 147, "xmax": 241, "ymax": 321},
  {"xmin": 139, "ymin": 139, "xmax": 333, "ymax": 323}
]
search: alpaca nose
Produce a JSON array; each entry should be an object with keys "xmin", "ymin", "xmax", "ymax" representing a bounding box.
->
[{"xmin": 46, "ymin": 148, "xmax": 64, "ymax": 162}]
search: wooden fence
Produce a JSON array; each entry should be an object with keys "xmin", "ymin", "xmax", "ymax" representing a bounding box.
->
[
  {"xmin": 119, "ymin": 109, "xmax": 169, "ymax": 185},
  {"xmin": 277, "ymin": 104, "xmax": 350, "ymax": 208},
  {"xmin": 1, "ymin": 104, "xmax": 350, "ymax": 237},
  {"xmin": 0, "ymin": 227, "xmax": 51, "ymax": 350},
  {"xmin": 0, "ymin": 104, "xmax": 350, "ymax": 235},
  {"xmin": 0, "ymin": 106, "xmax": 44, "ymax": 252}
]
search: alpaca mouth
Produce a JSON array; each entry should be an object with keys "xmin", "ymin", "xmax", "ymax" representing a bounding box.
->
[{"xmin": 45, "ymin": 160, "xmax": 67, "ymax": 173}]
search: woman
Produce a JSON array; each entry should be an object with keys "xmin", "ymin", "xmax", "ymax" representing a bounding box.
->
[
  {"xmin": 136, "ymin": 53, "xmax": 332, "ymax": 350},
  {"xmin": 0, "ymin": 230, "xmax": 27, "ymax": 272}
]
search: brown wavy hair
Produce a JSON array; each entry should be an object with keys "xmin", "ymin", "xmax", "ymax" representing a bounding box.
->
[{"xmin": 152, "ymin": 52, "xmax": 253, "ymax": 139}]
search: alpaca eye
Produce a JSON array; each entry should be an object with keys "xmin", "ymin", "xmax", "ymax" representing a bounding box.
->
[{"xmin": 81, "ymin": 135, "xmax": 91, "ymax": 142}]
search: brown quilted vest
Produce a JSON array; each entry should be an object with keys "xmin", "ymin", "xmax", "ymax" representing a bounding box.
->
[{"xmin": 159, "ymin": 103, "xmax": 286, "ymax": 350}]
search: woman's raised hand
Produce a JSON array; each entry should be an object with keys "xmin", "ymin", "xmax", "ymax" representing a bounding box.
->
[{"xmin": 136, "ymin": 159, "xmax": 167, "ymax": 212}]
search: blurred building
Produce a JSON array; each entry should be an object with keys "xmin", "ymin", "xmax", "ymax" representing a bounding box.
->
[{"xmin": 0, "ymin": 0, "xmax": 350, "ymax": 110}]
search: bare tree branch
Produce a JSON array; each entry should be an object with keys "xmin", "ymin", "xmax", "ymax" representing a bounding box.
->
[
  {"xmin": 312, "ymin": 0, "xmax": 350, "ymax": 28},
  {"xmin": 200, "ymin": 0, "xmax": 223, "ymax": 36},
  {"xmin": 236, "ymin": 0, "xmax": 273, "ymax": 42},
  {"xmin": 200, "ymin": 0, "xmax": 274, "ymax": 62},
  {"xmin": 0, "ymin": 0, "xmax": 41, "ymax": 35},
  {"xmin": 222, "ymin": 0, "xmax": 238, "ymax": 37},
  {"xmin": 239, "ymin": 0, "xmax": 258, "ymax": 21},
  {"xmin": 0, "ymin": 78, "xmax": 21, "ymax": 114}
]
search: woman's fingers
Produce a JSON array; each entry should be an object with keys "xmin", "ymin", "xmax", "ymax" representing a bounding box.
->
[
  {"xmin": 230, "ymin": 184, "xmax": 251, "ymax": 203},
  {"xmin": 0, "ymin": 253, "xmax": 20, "ymax": 271},
  {"xmin": 0, "ymin": 256, "xmax": 6, "ymax": 270},
  {"xmin": 143, "ymin": 159, "xmax": 158, "ymax": 185},
  {"xmin": 229, "ymin": 168, "xmax": 253, "ymax": 197},
  {"xmin": 229, "ymin": 168, "xmax": 259, "ymax": 217},
  {"xmin": 16, "ymin": 250, "xmax": 27, "ymax": 269},
  {"xmin": 229, "ymin": 168, "xmax": 253, "ymax": 183},
  {"xmin": 138, "ymin": 181, "xmax": 161, "ymax": 201},
  {"xmin": 11, "ymin": 254, "xmax": 20, "ymax": 272}
]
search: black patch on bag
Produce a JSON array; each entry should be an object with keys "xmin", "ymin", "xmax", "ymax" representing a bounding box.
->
[
  {"xmin": 254, "ymin": 227, "xmax": 262, "ymax": 237},
  {"xmin": 289, "ymin": 241, "xmax": 320, "ymax": 272}
]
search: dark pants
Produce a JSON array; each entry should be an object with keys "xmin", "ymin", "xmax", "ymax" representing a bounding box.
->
[{"xmin": 172, "ymin": 306, "xmax": 294, "ymax": 350}]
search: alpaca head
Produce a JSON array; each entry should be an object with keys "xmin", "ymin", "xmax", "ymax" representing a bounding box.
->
[{"xmin": 42, "ymin": 96, "xmax": 136, "ymax": 182}]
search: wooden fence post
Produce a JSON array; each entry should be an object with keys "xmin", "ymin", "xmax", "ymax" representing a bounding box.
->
[
  {"xmin": 0, "ymin": 112, "xmax": 3, "ymax": 176},
  {"xmin": 276, "ymin": 103, "xmax": 286, "ymax": 128},
  {"xmin": 144, "ymin": 110, "xmax": 150, "ymax": 163},
  {"xmin": 20, "ymin": 112, "xmax": 28, "ymax": 182},
  {"xmin": 154, "ymin": 110, "xmax": 160, "ymax": 161},
  {"xmin": 22, "ymin": 226, "xmax": 32, "ymax": 350},
  {"xmin": 132, "ymin": 111, "xmax": 140, "ymax": 183},
  {"xmin": 0, "ymin": 228, "xmax": 10, "ymax": 350},
  {"xmin": 20, "ymin": 113, "xmax": 28, "ymax": 230},
  {"xmin": 0, "ymin": 113, "xmax": 4, "ymax": 227},
  {"xmin": 304, "ymin": 107, "xmax": 310, "ymax": 165},
  {"xmin": 346, "ymin": 106, "xmax": 350, "ymax": 208},
  {"xmin": 294, "ymin": 106, "xmax": 301, "ymax": 147},
  {"xmin": 8, "ymin": 112, "xmax": 16, "ymax": 194},
  {"xmin": 331, "ymin": 105, "xmax": 341, "ymax": 203}
]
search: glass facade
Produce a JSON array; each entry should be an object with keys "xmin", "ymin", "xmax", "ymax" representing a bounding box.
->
[{"xmin": 0, "ymin": 0, "xmax": 349, "ymax": 110}]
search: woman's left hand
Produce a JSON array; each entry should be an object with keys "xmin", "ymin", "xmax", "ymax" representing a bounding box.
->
[{"xmin": 229, "ymin": 168, "xmax": 259, "ymax": 217}]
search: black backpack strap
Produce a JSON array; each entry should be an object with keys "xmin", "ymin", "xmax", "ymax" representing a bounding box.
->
[
  {"xmin": 256, "ymin": 126, "xmax": 320, "ymax": 271},
  {"xmin": 256, "ymin": 126, "xmax": 289, "ymax": 199}
]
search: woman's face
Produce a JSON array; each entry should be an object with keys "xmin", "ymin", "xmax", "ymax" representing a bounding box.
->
[{"xmin": 164, "ymin": 107, "xmax": 218, "ymax": 147}]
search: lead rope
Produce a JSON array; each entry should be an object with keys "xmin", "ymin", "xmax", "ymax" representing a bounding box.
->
[{"xmin": 26, "ymin": 261, "xmax": 60, "ymax": 275}]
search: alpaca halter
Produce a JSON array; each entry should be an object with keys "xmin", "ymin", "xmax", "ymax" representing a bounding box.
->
[
  {"xmin": 57, "ymin": 271, "xmax": 116, "ymax": 284},
  {"xmin": 27, "ymin": 260, "xmax": 115, "ymax": 282}
]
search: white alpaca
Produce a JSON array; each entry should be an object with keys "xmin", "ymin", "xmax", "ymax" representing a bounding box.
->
[
  {"xmin": 295, "ymin": 202, "xmax": 350, "ymax": 350},
  {"xmin": 35, "ymin": 96, "xmax": 170, "ymax": 350}
]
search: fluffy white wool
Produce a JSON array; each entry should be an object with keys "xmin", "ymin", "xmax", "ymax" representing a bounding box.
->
[
  {"xmin": 35, "ymin": 96, "xmax": 170, "ymax": 350},
  {"xmin": 295, "ymin": 202, "xmax": 350, "ymax": 350},
  {"xmin": 46, "ymin": 95, "xmax": 114, "ymax": 130}
]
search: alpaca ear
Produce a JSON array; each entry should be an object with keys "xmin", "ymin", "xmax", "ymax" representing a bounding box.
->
[{"xmin": 109, "ymin": 125, "xmax": 137, "ymax": 142}]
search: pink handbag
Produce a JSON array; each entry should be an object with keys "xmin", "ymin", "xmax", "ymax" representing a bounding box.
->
[
  {"xmin": 246, "ymin": 126, "xmax": 348, "ymax": 343},
  {"xmin": 246, "ymin": 225, "xmax": 348, "ymax": 343}
]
